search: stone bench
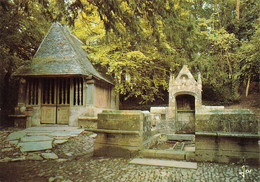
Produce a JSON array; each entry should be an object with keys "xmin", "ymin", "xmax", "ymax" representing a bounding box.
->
[{"xmin": 8, "ymin": 114, "xmax": 30, "ymax": 128}]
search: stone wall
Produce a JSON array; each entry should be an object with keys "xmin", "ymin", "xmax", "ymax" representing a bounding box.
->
[
  {"xmin": 196, "ymin": 109, "xmax": 258, "ymax": 133},
  {"xmin": 193, "ymin": 109, "xmax": 259, "ymax": 164},
  {"xmin": 93, "ymin": 110, "xmax": 151, "ymax": 157},
  {"xmin": 150, "ymin": 107, "xmax": 166, "ymax": 126}
]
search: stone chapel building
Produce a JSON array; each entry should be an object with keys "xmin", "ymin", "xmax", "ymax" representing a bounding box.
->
[{"xmin": 13, "ymin": 22, "xmax": 119, "ymax": 127}]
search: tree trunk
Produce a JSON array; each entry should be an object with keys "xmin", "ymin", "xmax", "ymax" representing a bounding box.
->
[
  {"xmin": 236, "ymin": 0, "xmax": 240, "ymax": 19},
  {"xmin": 246, "ymin": 76, "xmax": 250, "ymax": 97},
  {"xmin": 214, "ymin": 0, "xmax": 221, "ymax": 27}
]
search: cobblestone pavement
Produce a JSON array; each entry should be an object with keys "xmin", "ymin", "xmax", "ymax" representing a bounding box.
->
[
  {"xmin": 0, "ymin": 128, "xmax": 259, "ymax": 182},
  {"xmin": 0, "ymin": 156, "xmax": 259, "ymax": 182}
]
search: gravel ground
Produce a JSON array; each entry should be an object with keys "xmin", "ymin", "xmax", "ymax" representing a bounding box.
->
[{"xmin": 0, "ymin": 127, "xmax": 259, "ymax": 182}]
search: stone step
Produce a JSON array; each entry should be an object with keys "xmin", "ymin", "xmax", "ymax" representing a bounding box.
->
[
  {"xmin": 18, "ymin": 141, "xmax": 52, "ymax": 152},
  {"xmin": 140, "ymin": 149, "xmax": 187, "ymax": 160},
  {"xmin": 167, "ymin": 134, "xmax": 195, "ymax": 141},
  {"xmin": 129, "ymin": 158, "xmax": 197, "ymax": 169}
]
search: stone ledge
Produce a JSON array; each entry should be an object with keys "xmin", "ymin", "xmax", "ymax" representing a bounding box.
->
[
  {"xmin": 195, "ymin": 131, "xmax": 260, "ymax": 138},
  {"xmin": 167, "ymin": 134, "xmax": 195, "ymax": 141},
  {"xmin": 78, "ymin": 116, "xmax": 98, "ymax": 121},
  {"xmin": 140, "ymin": 149, "xmax": 186, "ymax": 160},
  {"xmin": 87, "ymin": 128, "xmax": 140, "ymax": 135},
  {"xmin": 8, "ymin": 114, "xmax": 26, "ymax": 118}
]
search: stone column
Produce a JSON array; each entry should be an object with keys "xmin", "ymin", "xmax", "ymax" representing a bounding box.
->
[
  {"xmin": 167, "ymin": 74, "xmax": 175, "ymax": 120},
  {"xmin": 86, "ymin": 79, "xmax": 95, "ymax": 105},
  {"xmin": 84, "ymin": 79, "xmax": 96, "ymax": 117},
  {"xmin": 167, "ymin": 74, "xmax": 176, "ymax": 133},
  {"xmin": 15, "ymin": 78, "xmax": 27, "ymax": 114},
  {"xmin": 110, "ymin": 86, "xmax": 119, "ymax": 110}
]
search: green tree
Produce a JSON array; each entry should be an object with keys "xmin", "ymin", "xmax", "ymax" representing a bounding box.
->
[
  {"xmin": 0, "ymin": 0, "xmax": 51, "ymax": 123},
  {"xmin": 237, "ymin": 18, "xmax": 260, "ymax": 96},
  {"xmin": 71, "ymin": 0, "xmax": 203, "ymax": 103}
]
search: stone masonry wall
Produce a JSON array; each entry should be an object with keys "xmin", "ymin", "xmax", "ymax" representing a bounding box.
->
[
  {"xmin": 193, "ymin": 109, "xmax": 259, "ymax": 164},
  {"xmin": 93, "ymin": 110, "xmax": 151, "ymax": 158}
]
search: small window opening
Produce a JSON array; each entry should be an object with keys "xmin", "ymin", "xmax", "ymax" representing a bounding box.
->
[
  {"xmin": 27, "ymin": 78, "xmax": 39, "ymax": 105},
  {"xmin": 73, "ymin": 77, "xmax": 83, "ymax": 106}
]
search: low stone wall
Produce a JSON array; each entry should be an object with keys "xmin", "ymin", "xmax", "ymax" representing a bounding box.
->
[
  {"xmin": 93, "ymin": 110, "xmax": 151, "ymax": 158},
  {"xmin": 196, "ymin": 109, "xmax": 258, "ymax": 133},
  {"xmin": 150, "ymin": 107, "xmax": 167, "ymax": 127},
  {"xmin": 194, "ymin": 109, "xmax": 259, "ymax": 164}
]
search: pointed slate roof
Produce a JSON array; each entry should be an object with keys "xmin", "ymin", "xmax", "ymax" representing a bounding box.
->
[{"xmin": 15, "ymin": 22, "xmax": 113, "ymax": 84}]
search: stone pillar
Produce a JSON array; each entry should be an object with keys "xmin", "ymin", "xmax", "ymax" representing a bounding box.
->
[
  {"xmin": 15, "ymin": 78, "xmax": 27, "ymax": 114},
  {"xmin": 168, "ymin": 74, "xmax": 175, "ymax": 121},
  {"xmin": 86, "ymin": 79, "xmax": 95, "ymax": 105},
  {"xmin": 83, "ymin": 79, "xmax": 97, "ymax": 117},
  {"xmin": 110, "ymin": 86, "xmax": 119, "ymax": 110},
  {"xmin": 196, "ymin": 72, "xmax": 202, "ymax": 111}
]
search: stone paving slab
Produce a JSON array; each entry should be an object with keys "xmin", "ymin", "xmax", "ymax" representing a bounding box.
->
[
  {"xmin": 18, "ymin": 141, "xmax": 52, "ymax": 152},
  {"xmin": 26, "ymin": 132, "xmax": 53, "ymax": 136},
  {"xmin": 53, "ymin": 139, "xmax": 68, "ymax": 145},
  {"xmin": 41, "ymin": 153, "xmax": 59, "ymax": 160},
  {"xmin": 21, "ymin": 136, "xmax": 53, "ymax": 142},
  {"xmin": 5, "ymin": 126, "xmax": 85, "ymax": 153},
  {"xmin": 9, "ymin": 140, "xmax": 19, "ymax": 146},
  {"xmin": 70, "ymin": 129, "xmax": 85, "ymax": 135},
  {"xmin": 6, "ymin": 131, "xmax": 26, "ymax": 141},
  {"xmin": 50, "ymin": 131, "xmax": 72, "ymax": 137},
  {"xmin": 129, "ymin": 158, "xmax": 197, "ymax": 169}
]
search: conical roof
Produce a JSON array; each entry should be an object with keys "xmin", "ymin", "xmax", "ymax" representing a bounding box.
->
[{"xmin": 15, "ymin": 22, "xmax": 113, "ymax": 84}]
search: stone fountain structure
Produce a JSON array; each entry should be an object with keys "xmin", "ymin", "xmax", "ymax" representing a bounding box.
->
[{"xmin": 167, "ymin": 65, "xmax": 202, "ymax": 134}]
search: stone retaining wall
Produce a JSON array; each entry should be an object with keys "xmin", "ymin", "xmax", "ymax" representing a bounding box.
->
[{"xmin": 194, "ymin": 109, "xmax": 259, "ymax": 164}]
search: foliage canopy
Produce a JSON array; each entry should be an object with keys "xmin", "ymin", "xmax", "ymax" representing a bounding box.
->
[{"xmin": 0, "ymin": 0, "xmax": 259, "ymax": 111}]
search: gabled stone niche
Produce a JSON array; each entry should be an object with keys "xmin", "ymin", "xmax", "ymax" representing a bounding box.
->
[{"xmin": 167, "ymin": 65, "xmax": 202, "ymax": 133}]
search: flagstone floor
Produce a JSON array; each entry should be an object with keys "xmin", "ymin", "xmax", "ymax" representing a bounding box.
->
[{"xmin": 0, "ymin": 126, "xmax": 89, "ymax": 161}]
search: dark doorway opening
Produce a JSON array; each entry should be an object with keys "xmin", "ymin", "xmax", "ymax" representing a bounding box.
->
[{"xmin": 175, "ymin": 94, "xmax": 195, "ymax": 134}]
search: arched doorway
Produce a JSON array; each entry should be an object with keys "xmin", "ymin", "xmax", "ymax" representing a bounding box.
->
[{"xmin": 175, "ymin": 94, "xmax": 195, "ymax": 134}]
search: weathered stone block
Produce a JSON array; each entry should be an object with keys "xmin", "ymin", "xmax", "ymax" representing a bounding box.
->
[
  {"xmin": 95, "ymin": 133, "xmax": 142, "ymax": 146},
  {"xmin": 185, "ymin": 152, "xmax": 196, "ymax": 161},
  {"xmin": 195, "ymin": 110, "xmax": 258, "ymax": 133},
  {"xmin": 195, "ymin": 149, "xmax": 259, "ymax": 164},
  {"xmin": 78, "ymin": 116, "xmax": 97, "ymax": 129},
  {"xmin": 140, "ymin": 149, "xmax": 185, "ymax": 160},
  {"xmin": 98, "ymin": 112, "xmax": 143, "ymax": 131},
  {"xmin": 9, "ymin": 115, "xmax": 30, "ymax": 128},
  {"xmin": 150, "ymin": 107, "xmax": 167, "ymax": 114},
  {"xmin": 155, "ymin": 150, "xmax": 185, "ymax": 160},
  {"xmin": 94, "ymin": 110, "xmax": 149, "ymax": 158},
  {"xmin": 140, "ymin": 149, "xmax": 157, "ymax": 158},
  {"xmin": 94, "ymin": 143, "xmax": 139, "ymax": 158}
]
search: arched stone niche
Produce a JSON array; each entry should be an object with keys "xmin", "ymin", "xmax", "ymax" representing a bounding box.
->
[{"xmin": 167, "ymin": 65, "xmax": 202, "ymax": 134}]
